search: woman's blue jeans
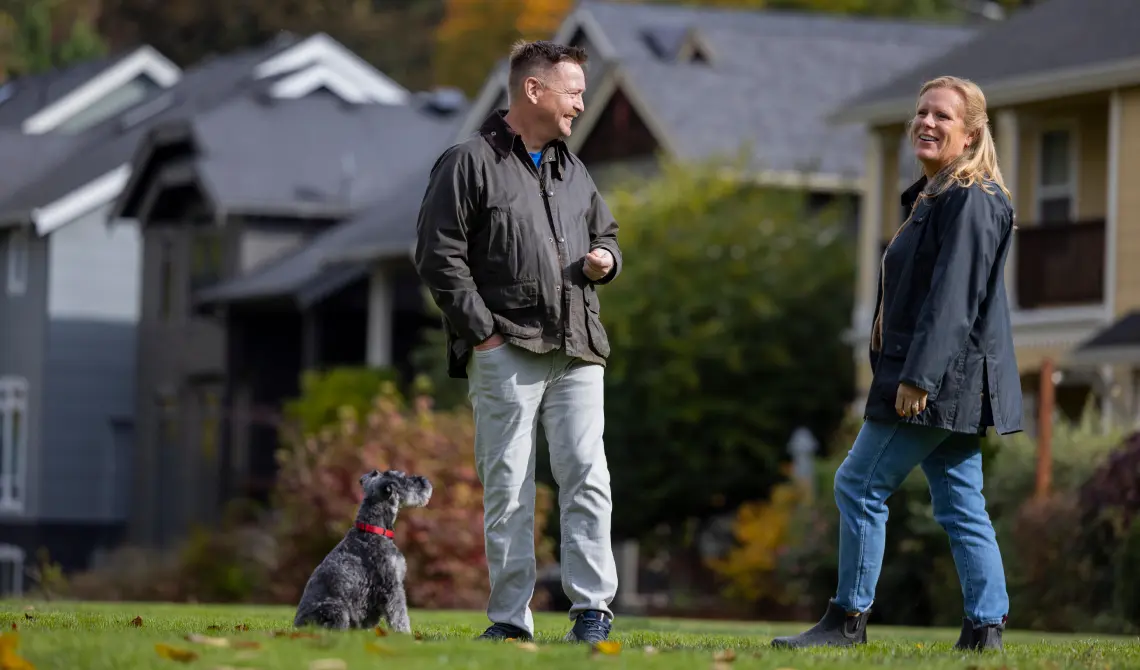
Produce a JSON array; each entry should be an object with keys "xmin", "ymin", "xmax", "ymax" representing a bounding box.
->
[{"xmin": 832, "ymin": 419, "xmax": 1008, "ymax": 626}]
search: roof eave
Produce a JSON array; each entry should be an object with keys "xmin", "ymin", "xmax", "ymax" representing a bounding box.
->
[{"xmin": 832, "ymin": 55, "xmax": 1140, "ymax": 128}]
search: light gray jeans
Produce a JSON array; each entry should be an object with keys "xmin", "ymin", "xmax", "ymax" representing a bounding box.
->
[{"xmin": 467, "ymin": 341, "xmax": 618, "ymax": 635}]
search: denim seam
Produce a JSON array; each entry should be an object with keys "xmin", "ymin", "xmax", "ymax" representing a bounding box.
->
[
  {"xmin": 940, "ymin": 453, "xmax": 978, "ymax": 622},
  {"xmin": 848, "ymin": 423, "xmax": 898, "ymax": 611}
]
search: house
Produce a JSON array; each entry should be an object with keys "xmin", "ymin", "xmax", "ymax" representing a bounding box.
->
[
  {"xmin": 837, "ymin": 0, "xmax": 1140, "ymax": 429},
  {"xmin": 0, "ymin": 45, "xmax": 183, "ymax": 595},
  {"xmin": 0, "ymin": 31, "xmax": 416, "ymax": 589},
  {"xmin": 457, "ymin": 0, "xmax": 979, "ymax": 226},
  {"xmin": 109, "ymin": 62, "xmax": 465, "ymax": 548}
]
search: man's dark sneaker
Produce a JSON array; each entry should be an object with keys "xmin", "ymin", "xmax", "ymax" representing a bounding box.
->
[
  {"xmin": 953, "ymin": 616, "xmax": 1005, "ymax": 652},
  {"xmin": 476, "ymin": 622, "xmax": 533, "ymax": 641},
  {"xmin": 564, "ymin": 610, "xmax": 612, "ymax": 643},
  {"xmin": 770, "ymin": 599, "xmax": 869, "ymax": 649}
]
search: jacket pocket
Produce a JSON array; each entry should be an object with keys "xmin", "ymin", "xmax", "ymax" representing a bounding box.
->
[
  {"xmin": 873, "ymin": 328, "xmax": 911, "ymax": 402},
  {"xmin": 481, "ymin": 279, "xmax": 542, "ymax": 338},
  {"xmin": 584, "ymin": 285, "xmax": 610, "ymax": 358}
]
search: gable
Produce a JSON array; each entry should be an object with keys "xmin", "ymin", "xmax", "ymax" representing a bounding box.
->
[
  {"xmin": 22, "ymin": 46, "xmax": 180, "ymax": 135},
  {"xmin": 254, "ymin": 33, "xmax": 408, "ymax": 105},
  {"xmin": 576, "ymin": 86, "xmax": 659, "ymax": 166}
]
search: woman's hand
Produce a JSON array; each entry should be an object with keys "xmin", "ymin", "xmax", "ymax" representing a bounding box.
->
[{"xmin": 895, "ymin": 382, "xmax": 928, "ymax": 418}]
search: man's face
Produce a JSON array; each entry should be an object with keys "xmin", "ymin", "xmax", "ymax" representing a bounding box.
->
[{"xmin": 528, "ymin": 61, "xmax": 586, "ymax": 141}]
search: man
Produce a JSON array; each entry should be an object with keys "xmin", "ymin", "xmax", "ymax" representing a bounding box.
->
[{"xmin": 414, "ymin": 40, "xmax": 622, "ymax": 644}]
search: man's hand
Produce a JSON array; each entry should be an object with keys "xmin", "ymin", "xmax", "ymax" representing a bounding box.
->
[
  {"xmin": 474, "ymin": 332, "xmax": 505, "ymax": 351},
  {"xmin": 895, "ymin": 382, "xmax": 928, "ymax": 418},
  {"xmin": 583, "ymin": 248, "xmax": 614, "ymax": 281}
]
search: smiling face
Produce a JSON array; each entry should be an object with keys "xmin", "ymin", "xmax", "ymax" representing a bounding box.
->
[
  {"xmin": 528, "ymin": 60, "xmax": 586, "ymax": 141},
  {"xmin": 911, "ymin": 86, "xmax": 973, "ymax": 177}
]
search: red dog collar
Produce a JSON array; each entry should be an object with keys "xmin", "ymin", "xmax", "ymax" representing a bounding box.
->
[{"xmin": 355, "ymin": 522, "xmax": 394, "ymax": 538}]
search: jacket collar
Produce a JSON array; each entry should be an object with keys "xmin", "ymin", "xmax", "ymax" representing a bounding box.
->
[
  {"xmin": 479, "ymin": 110, "xmax": 565, "ymax": 179},
  {"xmin": 901, "ymin": 175, "xmax": 928, "ymax": 209}
]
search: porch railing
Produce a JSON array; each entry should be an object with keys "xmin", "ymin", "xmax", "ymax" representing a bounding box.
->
[
  {"xmin": 875, "ymin": 218, "xmax": 1106, "ymax": 311},
  {"xmin": 1015, "ymin": 219, "xmax": 1105, "ymax": 310}
]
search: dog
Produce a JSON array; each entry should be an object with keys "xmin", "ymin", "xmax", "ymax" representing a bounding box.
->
[{"xmin": 293, "ymin": 469, "xmax": 432, "ymax": 631}]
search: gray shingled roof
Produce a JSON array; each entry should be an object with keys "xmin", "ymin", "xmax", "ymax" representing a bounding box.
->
[
  {"xmin": 185, "ymin": 93, "xmax": 462, "ymax": 217},
  {"xmin": 193, "ymin": 100, "xmax": 465, "ymax": 307},
  {"xmin": 842, "ymin": 0, "xmax": 1140, "ymax": 120},
  {"xmin": 0, "ymin": 38, "xmax": 298, "ymax": 223},
  {"xmin": 574, "ymin": 0, "xmax": 975, "ymax": 180},
  {"xmin": 0, "ymin": 131, "xmax": 82, "ymax": 208},
  {"xmin": 0, "ymin": 52, "xmax": 128, "ymax": 128}
]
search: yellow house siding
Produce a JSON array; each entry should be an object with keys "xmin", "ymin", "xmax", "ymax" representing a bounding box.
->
[{"xmin": 1112, "ymin": 86, "xmax": 1140, "ymax": 316}]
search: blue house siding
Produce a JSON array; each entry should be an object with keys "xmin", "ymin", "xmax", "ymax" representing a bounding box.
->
[
  {"xmin": 0, "ymin": 228, "xmax": 49, "ymax": 522},
  {"xmin": 37, "ymin": 207, "xmax": 141, "ymax": 523},
  {"xmin": 39, "ymin": 321, "xmax": 136, "ymax": 521}
]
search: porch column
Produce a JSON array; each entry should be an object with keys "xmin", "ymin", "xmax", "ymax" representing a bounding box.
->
[
  {"xmin": 366, "ymin": 265, "xmax": 393, "ymax": 368},
  {"xmin": 854, "ymin": 129, "xmax": 885, "ymax": 333},
  {"xmin": 1107, "ymin": 89, "xmax": 1122, "ymax": 317},
  {"xmin": 995, "ymin": 109, "xmax": 1019, "ymax": 309}
]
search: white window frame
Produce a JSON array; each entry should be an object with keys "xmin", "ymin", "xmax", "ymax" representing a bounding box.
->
[
  {"xmin": 0, "ymin": 376, "xmax": 28, "ymax": 514},
  {"xmin": 1035, "ymin": 121, "xmax": 1079, "ymax": 224},
  {"xmin": 0, "ymin": 544, "xmax": 25, "ymax": 597},
  {"xmin": 6, "ymin": 228, "xmax": 28, "ymax": 296}
]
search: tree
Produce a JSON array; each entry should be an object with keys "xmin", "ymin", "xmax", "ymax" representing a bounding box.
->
[
  {"xmin": 432, "ymin": 0, "xmax": 574, "ymax": 97},
  {"xmin": 97, "ymin": 0, "xmax": 447, "ymax": 92},
  {"xmin": 596, "ymin": 156, "xmax": 856, "ymax": 538},
  {"xmin": 2, "ymin": 0, "xmax": 107, "ymax": 80}
]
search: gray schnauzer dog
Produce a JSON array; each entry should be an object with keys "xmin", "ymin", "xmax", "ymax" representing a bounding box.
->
[{"xmin": 293, "ymin": 469, "xmax": 432, "ymax": 631}]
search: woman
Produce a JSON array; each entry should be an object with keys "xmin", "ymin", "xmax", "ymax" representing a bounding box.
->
[{"xmin": 772, "ymin": 76, "xmax": 1022, "ymax": 652}]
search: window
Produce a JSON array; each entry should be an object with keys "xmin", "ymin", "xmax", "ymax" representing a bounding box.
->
[
  {"xmin": 0, "ymin": 377, "xmax": 28, "ymax": 513},
  {"xmin": 7, "ymin": 228, "xmax": 27, "ymax": 296},
  {"xmin": 1037, "ymin": 127, "xmax": 1076, "ymax": 224},
  {"xmin": 0, "ymin": 544, "xmax": 24, "ymax": 597}
]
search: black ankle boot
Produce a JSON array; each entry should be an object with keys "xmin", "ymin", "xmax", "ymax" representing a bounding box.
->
[
  {"xmin": 952, "ymin": 617, "xmax": 1005, "ymax": 652},
  {"xmin": 770, "ymin": 599, "xmax": 869, "ymax": 649}
]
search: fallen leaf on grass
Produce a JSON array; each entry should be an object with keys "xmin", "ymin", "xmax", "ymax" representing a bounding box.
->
[
  {"xmin": 308, "ymin": 660, "xmax": 347, "ymax": 670},
  {"xmin": 516, "ymin": 642, "xmax": 539, "ymax": 652},
  {"xmin": 590, "ymin": 640, "xmax": 621, "ymax": 656},
  {"xmin": 154, "ymin": 643, "xmax": 199, "ymax": 663},
  {"xmin": 270, "ymin": 631, "xmax": 319, "ymax": 640},
  {"xmin": 643, "ymin": 645, "xmax": 658, "ymax": 654},
  {"xmin": 185, "ymin": 634, "xmax": 230, "ymax": 648},
  {"xmin": 130, "ymin": 616, "xmax": 143, "ymax": 627},
  {"xmin": 234, "ymin": 624, "xmax": 249, "ymax": 632},
  {"xmin": 414, "ymin": 631, "xmax": 424, "ymax": 640},
  {"xmin": 374, "ymin": 626, "xmax": 388, "ymax": 637},
  {"xmin": 233, "ymin": 641, "xmax": 261, "ymax": 650},
  {"xmin": 713, "ymin": 649, "xmax": 737, "ymax": 663},
  {"xmin": 364, "ymin": 642, "xmax": 395, "ymax": 655},
  {"xmin": 1, "ymin": 632, "xmax": 36, "ymax": 670}
]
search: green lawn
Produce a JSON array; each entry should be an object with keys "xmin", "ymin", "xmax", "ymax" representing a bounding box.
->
[{"xmin": 1, "ymin": 599, "xmax": 1137, "ymax": 669}]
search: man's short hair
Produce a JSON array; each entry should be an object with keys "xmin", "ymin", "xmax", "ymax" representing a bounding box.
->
[{"xmin": 507, "ymin": 40, "xmax": 588, "ymax": 98}]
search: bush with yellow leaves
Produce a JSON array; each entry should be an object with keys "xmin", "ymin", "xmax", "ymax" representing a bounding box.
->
[{"xmin": 707, "ymin": 480, "xmax": 803, "ymax": 607}]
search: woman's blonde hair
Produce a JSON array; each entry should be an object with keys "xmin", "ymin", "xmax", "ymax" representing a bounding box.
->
[{"xmin": 908, "ymin": 75, "xmax": 1010, "ymax": 199}]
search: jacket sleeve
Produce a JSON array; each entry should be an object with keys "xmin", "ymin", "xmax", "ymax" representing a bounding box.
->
[
  {"xmin": 585, "ymin": 173, "xmax": 622, "ymax": 285},
  {"xmin": 900, "ymin": 187, "xmax": 1004, "ymax": 398},
  {"xmin": 414, "ymin": 145, "xmax": 495, "ymax": 346}
]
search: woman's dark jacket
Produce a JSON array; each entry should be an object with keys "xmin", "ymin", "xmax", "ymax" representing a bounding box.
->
[{"xmin": 865, "ymin": 175, "xmax": 1023, "ymax": 436}]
